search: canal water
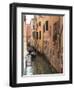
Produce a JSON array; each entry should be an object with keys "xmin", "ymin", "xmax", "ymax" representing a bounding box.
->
[{"xmin": 24, "ymin": 52, "xmax": 57, "ymax": 75}]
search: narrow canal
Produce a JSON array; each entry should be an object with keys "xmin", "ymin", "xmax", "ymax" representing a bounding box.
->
[
  {"xmin": 24, "ymin": 51, "xmax": 57, "ymax": 75},
  {"xmin": 32, "ymin": 52, "xmax": 57, "ymax": 75}
]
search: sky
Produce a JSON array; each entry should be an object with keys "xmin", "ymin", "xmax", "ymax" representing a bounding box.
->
[{"xmin": 26, "ymin": 15, "xmax": 34, "ymax": 24}]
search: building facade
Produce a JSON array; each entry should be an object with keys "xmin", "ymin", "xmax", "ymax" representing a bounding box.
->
[{"xmin": 26, "ymin": 24, "xmax": 32, "ymax": 50}]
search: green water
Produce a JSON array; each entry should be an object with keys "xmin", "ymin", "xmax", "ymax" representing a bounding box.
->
[{"xmin": 31, "ymin": 52, "xmax": 57, "ymax": 75}]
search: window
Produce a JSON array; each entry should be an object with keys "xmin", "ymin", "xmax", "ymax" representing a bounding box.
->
[
  {"xmin": 53, "ymin": 21, "xmax": 60, "ymax": 42},
  {"xmin": 53, "ymin": 29, "xmax": 57, "ymax": 41},
  {"xmin": 36, "ymin": 24, "xmax": 38, "ymax": 29},
  {"xmin": 33, "ymin": 25, "xmax": 35, "ymax": 29},
  {"xmin": 24, "ymin": 16, "xmax": 26, "ymax": 21},
  {"xmin": 43, "ymin": 24, "xmax": 45, "ymax": 32},
  {"xmin": 36, "ymin": 32, "xmax": 38, "ymax": 39},
  {"xmin": 45, "ymin": 21, "xmax": 48, "ymax": 31},
  {"xmin": 49, "ymin": 26, "xmax": 51, "ymax": 37},
  {"xmin": 39, "ymin": 21, "xmax": 41, "ymax": 26},
  {"xmin": 39, "ymin": 31, "xmax": 41, "ymax": 39},
  {"xmin": 33, "ymin": 31, "xmax": 37, "ymax": 39}
]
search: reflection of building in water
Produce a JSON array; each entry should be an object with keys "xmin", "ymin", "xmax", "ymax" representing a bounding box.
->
[
  {"xmin": 25, "ymin": 54, "xmax": 33, "ymax": 75},
  {"xmin": 24, "ymin": 15, "xmax": 63, "ymax": 74}
]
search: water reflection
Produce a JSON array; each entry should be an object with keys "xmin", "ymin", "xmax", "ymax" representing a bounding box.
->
[
  {"xmin": 23, "ymin": 51, "xmax": 57, "ymax": 75},
  {"xmin": 24, "ymin": 54, "xmax": 33, "ymax": 75}
]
